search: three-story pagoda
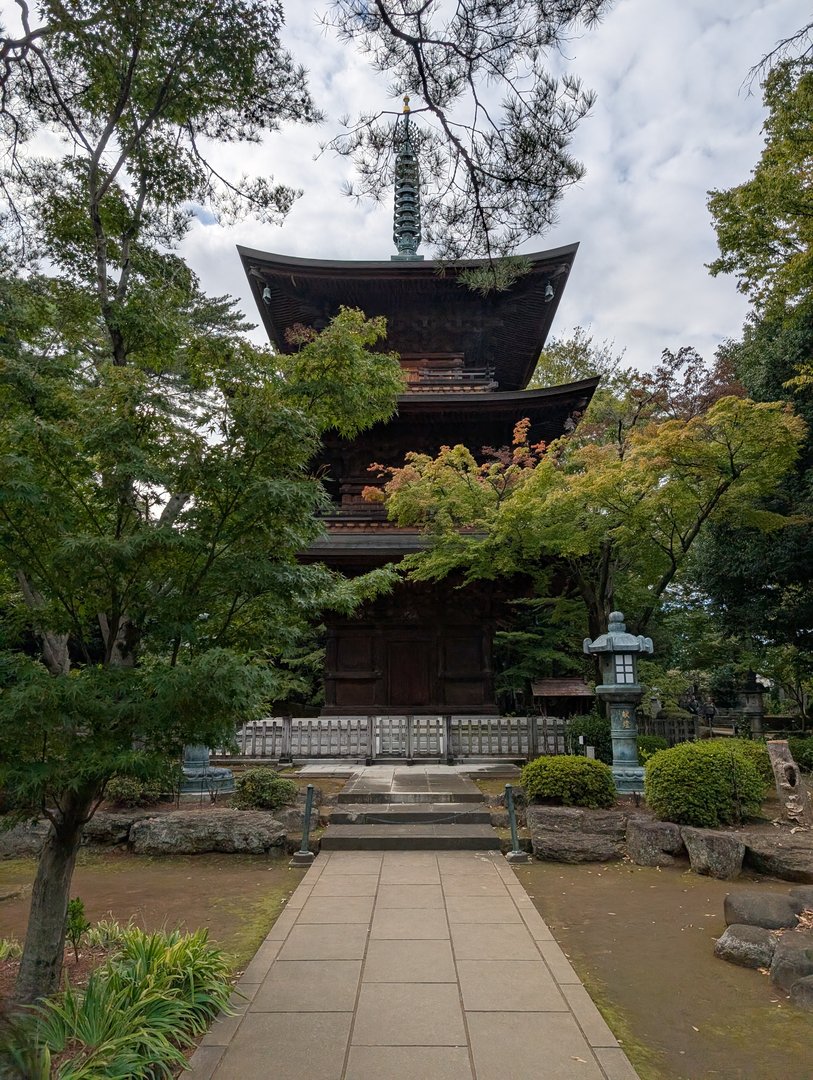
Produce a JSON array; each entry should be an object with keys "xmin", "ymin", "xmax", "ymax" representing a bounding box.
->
[{"xmin": 240, "ymin": 105, "xmax": 596, "ymax": 715}]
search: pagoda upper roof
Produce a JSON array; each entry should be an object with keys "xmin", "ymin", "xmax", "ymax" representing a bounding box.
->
[{"xmin": 238, "ymin": 244, "xmax": 578, "ymax": 392}]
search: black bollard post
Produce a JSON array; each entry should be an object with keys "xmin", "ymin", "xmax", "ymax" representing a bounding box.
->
[
  {"xmin": 289, "ymin": 783, "xmax": 316, "ymax": 867},
  {"xmin": 504, "ymin": 783, "xmax": 530, "ymax": 864}
]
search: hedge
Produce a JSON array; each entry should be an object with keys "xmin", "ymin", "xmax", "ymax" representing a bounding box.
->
[
  {"xmin": 644, "ymin": 739, "xmax": 767, "ymax": 828},
  {"xmin": 521, "ymin": 755, "xmax": 617, "ymax": 809}
]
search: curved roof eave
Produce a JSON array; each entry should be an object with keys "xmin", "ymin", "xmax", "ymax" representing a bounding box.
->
[{"xmin": 239, "ymin": 243, "xmax": 580, "ymax": 392}]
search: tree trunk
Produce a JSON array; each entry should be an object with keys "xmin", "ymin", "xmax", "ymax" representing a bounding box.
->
[
  {"xmin": 14, "ymin": 791, "xmax": 94, "ymax": 1004},
  {"xmin": 766, "ymin": 740, "xmax": 812, "ymax": 827}
]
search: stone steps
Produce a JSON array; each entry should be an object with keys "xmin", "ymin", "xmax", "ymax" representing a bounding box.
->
[
  {"xmin": 332, "ymin": 790, "xmax": 485, "ymax": 807},
  {"xmin": 320, "ymin": 823, "xmax": 501, "ymax": 851},
  {"xmin": 336, "ymin": 790, "xmax": 483, "ymax": 804},
  {"xmin": 330, "ymin": 802, "xmax": 492, "ymax": 825},
  {"xmin": 322, "ymin": 765, "xmax": 502, "ymax": 850}
]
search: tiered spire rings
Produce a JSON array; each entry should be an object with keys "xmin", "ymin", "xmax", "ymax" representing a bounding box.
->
[{"xmin": 392, "ymin": 96, "xmax": 423, "ymax": 261}]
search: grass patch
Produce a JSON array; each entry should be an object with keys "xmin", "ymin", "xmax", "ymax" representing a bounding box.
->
[{"xmin": 577, "ymin": 968, "xmax": 668, "ymax": 1080}]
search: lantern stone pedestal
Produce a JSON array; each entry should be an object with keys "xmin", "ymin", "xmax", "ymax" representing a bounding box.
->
[
  {"xmin": 583, "ymin": 612, "xmax": 654, "ymax": 795},
  {"xmin": 180, "ymin": 744, "xmax": 235, "ymax": 798}
]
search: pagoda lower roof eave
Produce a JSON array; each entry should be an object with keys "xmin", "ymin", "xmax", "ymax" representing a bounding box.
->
[
  {"xmin": 301, "ymin": 527, "xmax": 429, "ymax": 568},
  {"xmin": 307, "ymin": 529, "xmax": 428, "ymax": 553}
]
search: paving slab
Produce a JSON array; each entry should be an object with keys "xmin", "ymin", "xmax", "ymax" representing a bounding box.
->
[
  {"xmin": 376, "ymin": 883, "xmax": 444, "ymax": 908},
  {"xmin": 345, "ymin": 1045, "xmax": 473, "ymax": 1080},
  {"xmin": 467, "ymin": 1011, "xmax": 606, "ymax": 1080},
  {"xmin": 191, "ymin": 843, "xmax": 641, "ymax": 1080},
  {"xmin": 457, "ymin": 959, "xmax": 569, "ymax": 1012},
  {"xmin": 352, "ymin": 982, "xmax": 467, "ymax": 1046},
  {"xmin": 362, "ymin": 938, "xmax": 458, "ymax": 983},
  {"xmin": 252, "ymin": 959, "xmax": 361, "ymax": 1012},
  {"xmin": 210, "ymin": 1011, "xmax": 352, "ymax": 1080}
]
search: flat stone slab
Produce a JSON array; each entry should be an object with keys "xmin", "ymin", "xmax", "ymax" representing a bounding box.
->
[
  {"xmin": 331, "ymin": 803, "xmax": 491, "ymax": 824},
  {"xmin": 188, "ymin": 850, "xmax": 641, "ymax": 1080},
  {"xmin": 321, "ymin": 824, "xmax": 501, "ymax": 850},
  {"xmin": 338, "ymin": 766, "xmax": 483, "ymax": 804}
]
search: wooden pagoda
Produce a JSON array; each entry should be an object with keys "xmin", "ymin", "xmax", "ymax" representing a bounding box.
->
[{"xmin": 240, "ymin": 107, "xmax": 596, "ymax": 715}]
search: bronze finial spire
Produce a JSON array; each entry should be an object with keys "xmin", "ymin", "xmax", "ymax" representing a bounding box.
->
[{"xmin": 392, "ymin": 95, "xmax": 423, "ymax": 261}]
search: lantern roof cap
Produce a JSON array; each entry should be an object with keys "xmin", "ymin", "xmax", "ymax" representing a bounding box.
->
[{"xmin": 583, "ymin": 612, "xmax": 654, "ymax": 656}]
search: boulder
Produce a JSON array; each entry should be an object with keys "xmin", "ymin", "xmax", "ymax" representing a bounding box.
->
[
  {"xmin": 0, "ymin": 819, "xmax": 51, "ymax": 857},
  {"xmin": 527, "ymin": 806, "xmax": 628, "ymax": 863},
  {"xmin": 769, "ymin": 931, "xmax": 813, "ymax": 991},
  {"xmin": 296, "ymin": 786, "xmax": 323, "ymax": 807},
  {"xmin": 790, "ymin": 886, "xmax": 813, "ymax": 912},
  {"xmin": 82, "ymin": 812, "xmax": 136, "ymax": 846},
  {"xmin": 130, "ymin": 810, "xmax": 286, "ymax": 855},
  {"xmin": 681, "ymin": 828, "xmax": 744, "ymax": 880},
  {"xmin": 714, "ymin": 924, "xmax": 777, "ymax": 969},
  {"xmin": 626, "ymin": 818, "xmax": 685, "ymax": 866},
  {"xmin": 790, "ymin": 975, "xmax": 813, "ymax": 1010},
  {"xmin": 724, "ymin": 890, "xmax": 800, "ymax": 930},
  {"xmin": 743, "ymin": 833, "xmax": 813, "ymax": 883},
  {"xmin": 269, "ymin": 805, "xmax": 320, "ymax": 838}
]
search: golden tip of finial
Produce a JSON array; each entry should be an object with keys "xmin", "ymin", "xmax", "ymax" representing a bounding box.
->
[{"xmin": 403, "ymin": 94, "xmax": 410, "ymax": 113}]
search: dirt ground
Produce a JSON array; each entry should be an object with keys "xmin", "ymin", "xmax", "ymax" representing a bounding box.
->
[
  {"xmin": 516, "ymin": 860, "xmax": 813, "ymax": 1080},
  {"xmin": 0, "ymin": 850, "xmax": 304, "ymax": 997}
]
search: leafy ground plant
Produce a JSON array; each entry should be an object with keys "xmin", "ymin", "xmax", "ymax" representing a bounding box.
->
[
  {"xmin": 0, "ymin": 936, "xmax": 23, "ymax": 961},
  {"xmin": 85, "ymin": 918, "xmax": 133, "ymax": 951},
  {"xmin": 65, "ymin": 899, "xmax": 90, "ymax": 964},
  {"xmin": 0, "ymin": 927, "xmax": 232, "ymax": 1080}
]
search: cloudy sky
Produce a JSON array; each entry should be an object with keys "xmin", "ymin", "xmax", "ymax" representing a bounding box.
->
[
  {"xmin": 3, "ymin": 1, "xmax": 809, "ymax": 371},
  {"xmin": 177, "ymin": 0, "xmax": 810, "ymax": 372}
]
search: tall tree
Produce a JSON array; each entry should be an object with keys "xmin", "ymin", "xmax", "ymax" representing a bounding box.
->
[
  {"xmin": 708, "ymin": 59, "xmax": 813, "ymax": 317},
  {"xmin": 697, "ymin": 56, "xmax": 813, "ymax": 706},
  {"xmin": 0, "ymin": 1, "xmax": 404, "ymax": 1005}
]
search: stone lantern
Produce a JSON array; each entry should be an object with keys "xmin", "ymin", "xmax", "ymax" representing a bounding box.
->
[
  {"xmin": 583, "ymin": 611, "xmax": 654, "ymax": 793},
  {"xmin": 739, "ymin": 670, "xmax": 765, "ymax": 739}
]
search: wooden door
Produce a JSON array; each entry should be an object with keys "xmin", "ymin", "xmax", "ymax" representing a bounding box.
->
[{"xmin": 387, "ymin": 639, "xmax": 431, "ymax": 707}]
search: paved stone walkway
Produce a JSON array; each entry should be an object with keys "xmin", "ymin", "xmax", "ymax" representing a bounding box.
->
[{"xmin": 188, "ymin": 850, "xmax": 640, "ymax": 1080}]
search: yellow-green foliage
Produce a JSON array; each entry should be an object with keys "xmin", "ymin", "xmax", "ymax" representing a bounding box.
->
[
  {"xmin": 104, "ymin": 775, "xmax": 164, "ymax": 808},
  {"xmin": 521, "ymin": 755, "xmax": 617, "ymax": 809},
  {"xmin": 644, "ymin": 740, "xmax": 767, "ymax": 828}
]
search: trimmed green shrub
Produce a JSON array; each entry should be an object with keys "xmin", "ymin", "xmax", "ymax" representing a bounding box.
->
[
  {"xmin": 233, "ymin": 767, "xmax": 298, "ymax": 810},
  {"xmin": 788, "ymin": 736, "xmax": 813, "ymax": 772},
  {"xmin": 644, "ymin": 740, "xmax": 767, "ymax": 828},
  {"xmin": 5, "ymin": 928, "xmax": 233, "ymax": 1080},
  {"xmin": 728, "ymin": 738, "xmax": 772, "ymax": 785},
  {"xmin": 565, "ymin": 713, "xmax": 612, "ymax": 765},
  {"xmin": 637, "ymin": 735, "xmax": 668, "ymax": 762},
  {"xmin": 105, "ymin": 774, "xmax": 164, "ymax": 808},
  {"xmin": 521, "ymin": 755, "xmax": 617, "ymax": 809}
]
